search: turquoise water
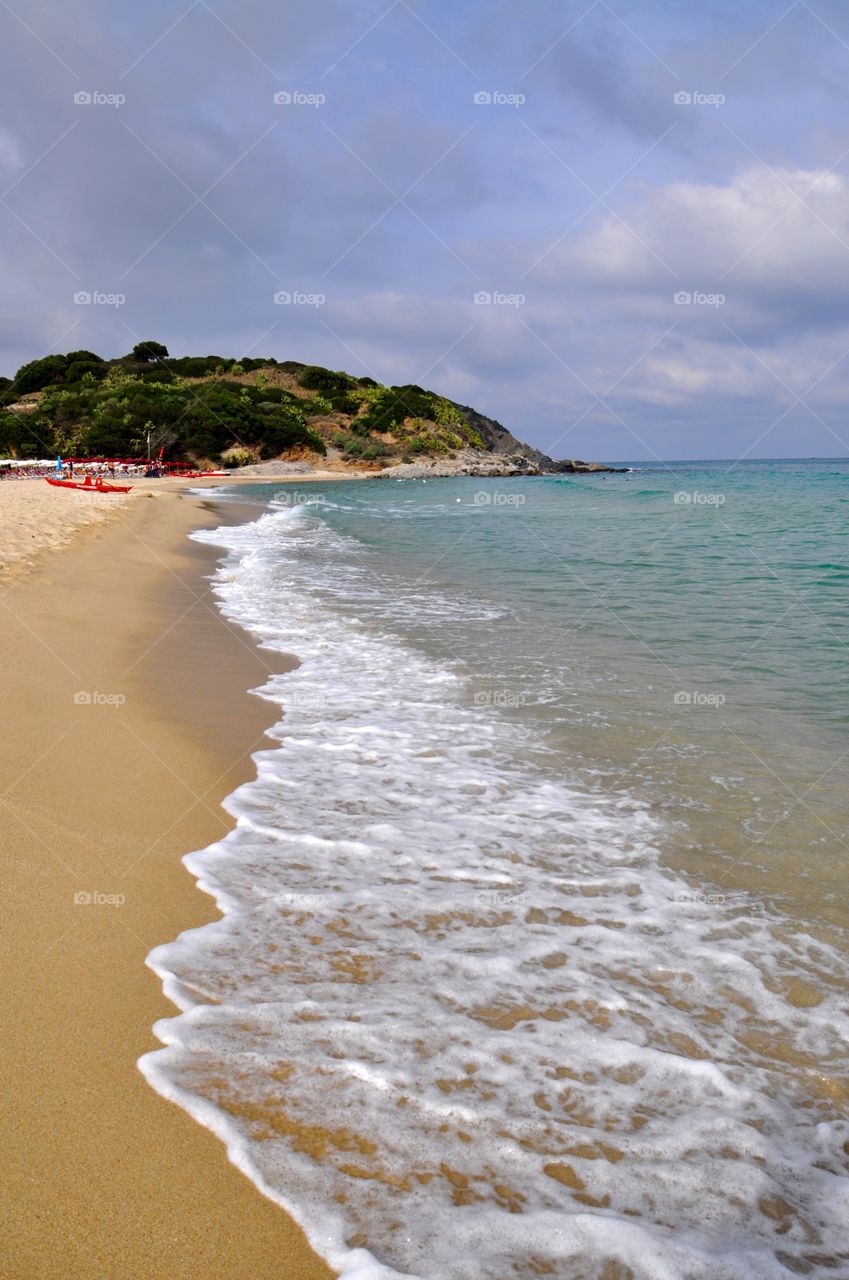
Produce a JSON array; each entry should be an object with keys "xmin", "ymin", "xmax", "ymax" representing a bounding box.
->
[
  {"xmin": 310, "ymin": 459, "xmax": 849, "ymax": 729},
  {"xmin": 232, "ymin": 459, "xmax": 849, "ymax": 919},
  {"xmin": 142, "ymin": 460, "xmax": 849, "ymax": 1280}
]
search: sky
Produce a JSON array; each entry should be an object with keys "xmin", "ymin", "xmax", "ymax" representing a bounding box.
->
[{"xmin": 2, "ymin": 0, "xmax": 849, "ymax": 460}]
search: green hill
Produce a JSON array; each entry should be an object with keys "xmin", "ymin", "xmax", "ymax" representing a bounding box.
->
[{"xmin": 0, "ymin": 343, "xmax": 547, "ymax": 470}]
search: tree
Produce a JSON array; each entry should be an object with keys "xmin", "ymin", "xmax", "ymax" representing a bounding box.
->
[
  {"xmin": 0, "ymin": 411, "xmax": 25, "ymax": 454},
  {"xmin": 65, "ymin": 349, "xmax": 103, "ymax": 365},
  {"xmin": 12, "ymin": 354, "xmax": 69, "ymax": 395},
  {"xmin": 131, "ymin": 341, "xmax": 169, "ymax": 363}
]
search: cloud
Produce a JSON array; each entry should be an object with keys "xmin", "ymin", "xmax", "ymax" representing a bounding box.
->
[
  {"xmin": 1, "ymin": 0, "xmax": 849, "ymax": 459},
  {"xmin": 560, "ymin": 166, "xmax": 849, "ymax": 304}
]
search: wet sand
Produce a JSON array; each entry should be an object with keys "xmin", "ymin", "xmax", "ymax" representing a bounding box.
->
[{"xmin": 0, "ymin": 485, "xmax": 334, "ymax": 1278}]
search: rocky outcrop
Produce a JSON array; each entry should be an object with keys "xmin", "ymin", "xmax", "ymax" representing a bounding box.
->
[
  {"xmin": 376, "ymin": 453, "xmax": 543, "ymax": 479},
  {"xmin": 449, "ymin": 407, "xmax": 626, "ymax": 475},
  {"xmin": 550, "ymin": 458, "xmax": 630, "ymax": 474}
]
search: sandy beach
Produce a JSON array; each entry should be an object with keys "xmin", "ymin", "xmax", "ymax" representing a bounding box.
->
[
  {"xmin": 0, "ymin": 482, "xmax": 334, "ymax": 1278},
  {"xmin": 0, "ymin": 478, "xmax": 132, "ymax": 575}
]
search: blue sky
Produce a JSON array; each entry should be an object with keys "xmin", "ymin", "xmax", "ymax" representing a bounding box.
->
[{"xmin": 2, "ymin": 0, "xmax": 849, "ymax": 459}]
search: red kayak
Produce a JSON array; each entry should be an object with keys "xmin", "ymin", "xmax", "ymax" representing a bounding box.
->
[{"xmin": 45, "ymin": 475, "xmax": 132, "ymax": 494}]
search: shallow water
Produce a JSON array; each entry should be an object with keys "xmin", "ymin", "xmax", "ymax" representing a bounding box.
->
[{"xmin": 141, "ymin": 462, "xmax": 849, "ymax": 1279}]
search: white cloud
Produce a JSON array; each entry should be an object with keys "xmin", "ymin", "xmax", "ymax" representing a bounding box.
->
[{"xmin": 558, "ymin": 166, "xmax": 849, "ymax": 302}]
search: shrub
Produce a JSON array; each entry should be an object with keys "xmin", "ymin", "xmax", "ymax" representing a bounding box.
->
[
  {"xmin": 298, "ymin": 365, "xmax": 357, "ymax": 394},
  {"xmin": 65, "ymin": 360, "xmax": 107, "ymax": 384},
  {"xmin": 226, "ymin": 449, "xmax": 260, "ymax": 467},
  {"xmin": 166, "ymin": 356, "xmax": 229, "ymax": 377},
  {"xmin": 361, "ymin": 442, "xmax": 390, "ymax": 460}
]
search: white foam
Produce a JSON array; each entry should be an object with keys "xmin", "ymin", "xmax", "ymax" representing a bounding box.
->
[{"xmin": 140, "ymin": 502, "xmax": 849, "ymax": 1279}]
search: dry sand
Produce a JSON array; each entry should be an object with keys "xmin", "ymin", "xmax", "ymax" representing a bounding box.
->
[
  {"xmin": 0, "ymin": 484, "xmax": 334, "ymax": 1279},
  {"xmin": 0, "ymin": 478, "xmax": 131, "ymax": 574}
]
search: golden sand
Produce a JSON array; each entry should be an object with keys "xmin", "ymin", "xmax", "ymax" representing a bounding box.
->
[
  {"xmin": 0, "ymin": 476, "xmax": 131, "ymax": 573},
  {"xmin": 0, "ymin": 484, "xmax": 334, "ymax": 1278}
]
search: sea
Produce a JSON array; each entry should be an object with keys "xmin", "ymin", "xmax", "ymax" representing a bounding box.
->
[{"xmin": 140, "ymin": 459, "xmax": 849, "ymax": 1280}]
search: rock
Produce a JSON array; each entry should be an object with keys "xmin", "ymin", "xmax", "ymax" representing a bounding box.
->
[{"xmin": 550, "ymin": 458, "xmax": 629, "ymax": 474}]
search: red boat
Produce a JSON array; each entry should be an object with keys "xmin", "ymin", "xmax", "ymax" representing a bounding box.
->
[{"xmin": 45, "ymin": 475, "xmax": 132, "ymax": 494}]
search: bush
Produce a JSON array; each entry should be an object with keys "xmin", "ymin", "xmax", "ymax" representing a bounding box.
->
[
  {"xmin": 65, "ymin": 360, "xmax": 107, "ymax": 384},
  {"xmin": 298, "ymin": 365, "xmax": 357, "ymax": 394},
  {"xmin": 238, "ymin": 357, "xmax": 275, "ymax": 372},
  {"xmin": 330, "ymin": 392, "xmax": 365, "ymax": 415},
  {"xmin": 309, "ymin": 395, "xmax": 333, "ymax": 415},
  {"xmin": 361, "ymin": 442, "xmax": 390, "ymax": 460},
  {"xmin": 166, "ymin": 356, "xmax": 229, "ymax": 378},
  {"xmin": 354, "ymin": 384, "xmax": 442, "ymax": 433}
]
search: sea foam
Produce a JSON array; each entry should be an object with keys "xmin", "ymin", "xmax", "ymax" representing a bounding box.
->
[{"xmin": 140, "ymin": 500, "xmax": 849, "ymax": 1279}]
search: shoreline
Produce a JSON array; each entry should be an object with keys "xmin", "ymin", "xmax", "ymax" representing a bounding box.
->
[
  {"xmin": 0, "ymin": 472, "xmax": 354, "ymax": 578},
  {"xmin": 0, "ymin": 485, "xmax": 335, "ymax": 1278}
]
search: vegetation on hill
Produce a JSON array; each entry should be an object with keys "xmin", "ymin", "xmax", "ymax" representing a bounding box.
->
[{"xmin": 0, "ymin": 343, "xmax": 501, "ymax": 468}]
